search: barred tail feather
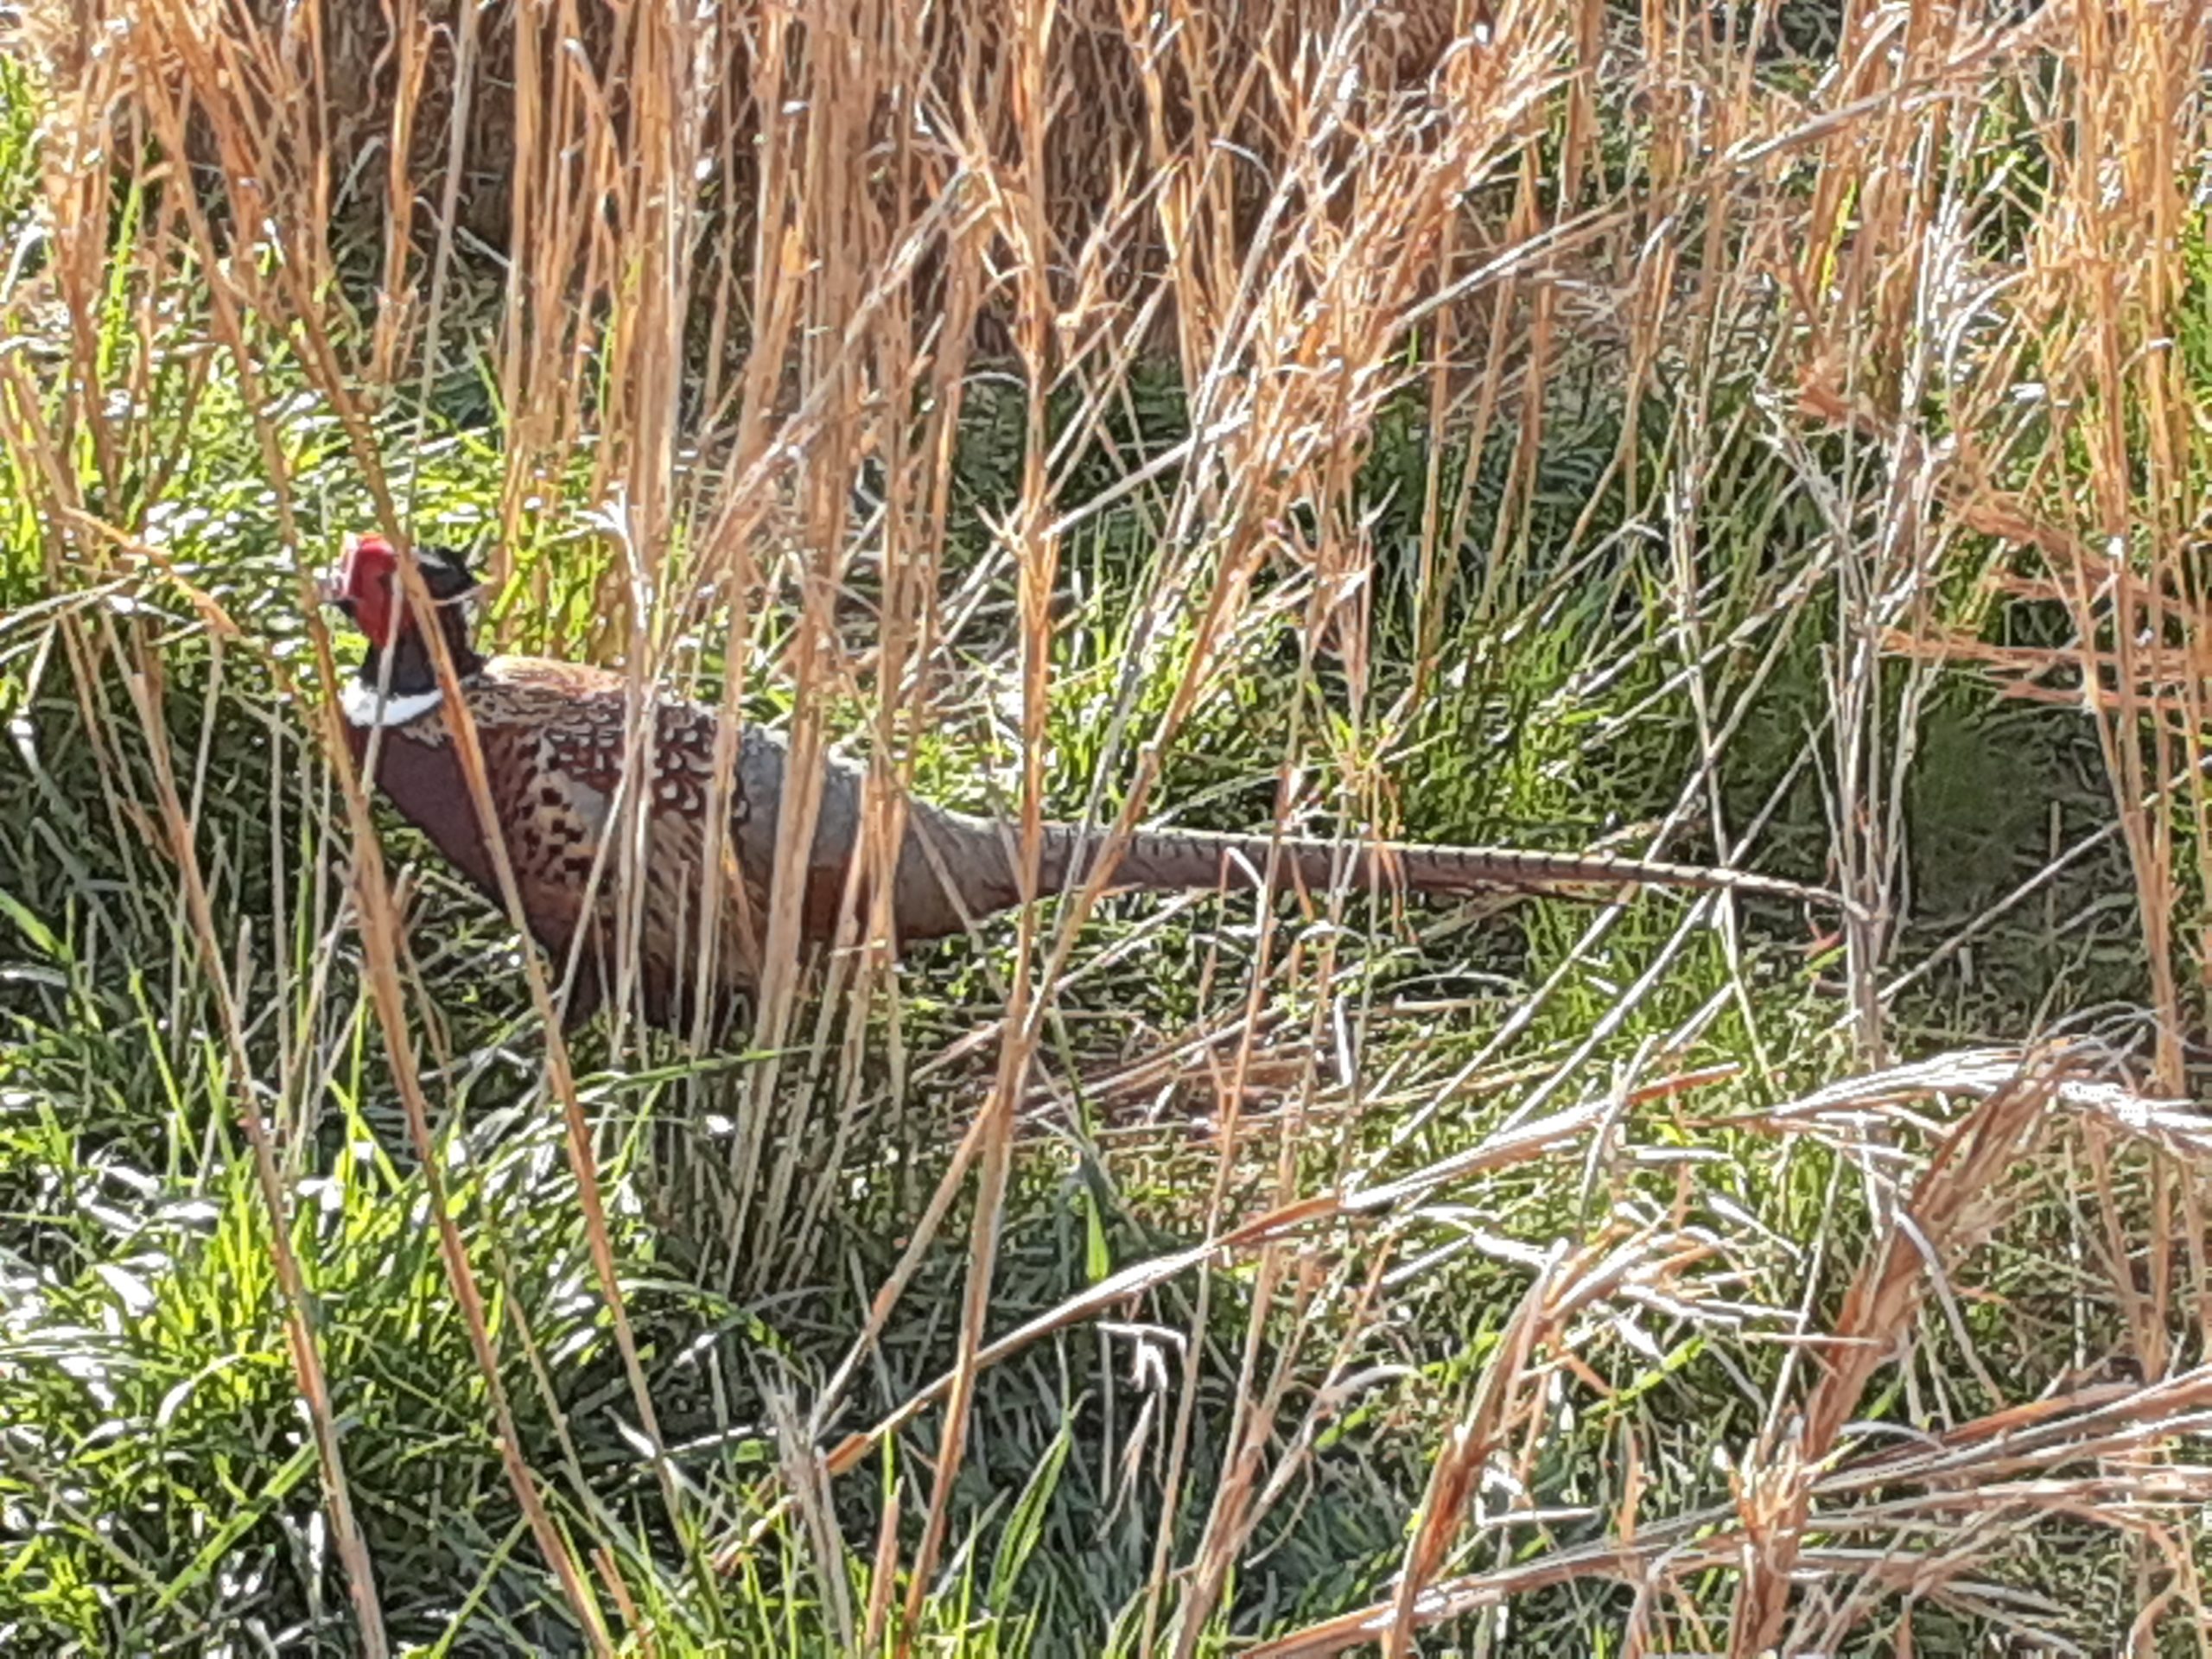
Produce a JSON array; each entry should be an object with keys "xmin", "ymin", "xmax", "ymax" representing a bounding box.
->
[
  {"xmin": 1040, "ymin": 823, "xmax": 1834, "ymax": 911},
  {"xmin": 885, "ymin": 809, "xmax": 1835, "ymax": 945}
]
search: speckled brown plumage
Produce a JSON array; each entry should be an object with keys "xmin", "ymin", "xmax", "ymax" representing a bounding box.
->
[{"xmin": 346, "ymin": 655, "xmax": 757, "ymax": 1027}]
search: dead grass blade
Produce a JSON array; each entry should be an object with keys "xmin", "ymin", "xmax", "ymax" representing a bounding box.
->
[{"xmin": 1251, "ymin": 1044, "xmax": 2212, "ymax": 1658}]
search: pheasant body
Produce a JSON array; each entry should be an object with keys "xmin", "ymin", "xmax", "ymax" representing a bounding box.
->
[{"xmin": 329, "ymin": 536, "xmax": 1823, "ymax": 1031}]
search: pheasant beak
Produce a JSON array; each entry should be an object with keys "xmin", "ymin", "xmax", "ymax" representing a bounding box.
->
[
  {"xmin": 315, "ymin": 567, "xmax": 355, "ymax": 615},
  {"xmin": 321, "ymin": 534, "xmax": 377, "ymax": 617}
]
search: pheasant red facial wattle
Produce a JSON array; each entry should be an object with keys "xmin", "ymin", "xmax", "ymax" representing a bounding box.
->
[
  {"xmin": 327, "ymin": 536, "xmax": 1831, "ymax": 1033},
  {"xmin": 333, "ymin": 532, "xmax": 401, "ymax": 648}
]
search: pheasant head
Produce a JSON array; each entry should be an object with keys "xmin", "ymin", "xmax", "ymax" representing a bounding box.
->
[{"xmin": 323, "ymin": 534, "xmax": 487, "ymax": 726}]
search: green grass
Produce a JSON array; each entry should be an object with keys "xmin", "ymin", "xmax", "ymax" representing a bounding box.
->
[
  {"xmin": 0, "ymin": 340, "xmax": 2150, "ymax": 1656},
  {"xmin": 3, "ymin": 7, "xmax": 2209, "ymax": 1655},
  {"xmin": 0, "ymin": 315, "xmax": 2146, "ymax": 1650}
]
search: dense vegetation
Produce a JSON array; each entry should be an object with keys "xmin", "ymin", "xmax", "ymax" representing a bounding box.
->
[{"xmin": 3, "ymin": 3, "xmax": 2209, "ymax": 1652}]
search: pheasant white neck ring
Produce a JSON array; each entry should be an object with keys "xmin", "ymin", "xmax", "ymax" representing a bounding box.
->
[{"xmin": 341, "ymin": 679, "xmax": 446, "ymax": 728}]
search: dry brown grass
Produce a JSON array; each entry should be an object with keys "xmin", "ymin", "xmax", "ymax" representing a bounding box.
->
[{"xmin": 3, "ymin": 0, "xmax": 2210, "ymax": 1651}]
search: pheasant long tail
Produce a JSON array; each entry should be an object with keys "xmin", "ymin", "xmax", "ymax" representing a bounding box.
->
[
  {"xmin": 1044, "ymin": 823, "xmax": 1828, "ymax": 908},
  {"xmin": 869, "ymin": 802, "xmax": 1832, "ymax": 945}
]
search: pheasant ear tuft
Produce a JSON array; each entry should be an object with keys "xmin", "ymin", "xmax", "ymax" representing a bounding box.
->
[{"xmin": 414, "ymin": 541, "xmax": 482, "ymax": 602}]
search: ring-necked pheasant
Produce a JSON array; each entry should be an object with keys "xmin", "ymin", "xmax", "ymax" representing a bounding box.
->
[{"xmin": 325, "ymin": 533, "xmax": 1827, "ymax": 1031}]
